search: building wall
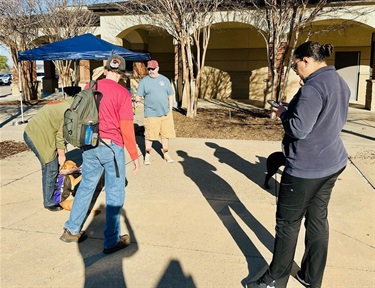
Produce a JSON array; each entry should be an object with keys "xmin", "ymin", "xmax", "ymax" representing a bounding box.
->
[{"xmin": 95, "ymin": 5, "xmax": 375, "ymax": 108}]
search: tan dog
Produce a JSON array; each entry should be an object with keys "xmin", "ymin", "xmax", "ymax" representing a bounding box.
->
[
  {"xmin": 60, "ymin": 160, "xmax": 82, "ymax": 189},
  {"xmin": 59, "ymin": 160, "xmax": 100, "ymax": 215},
  {"xmin": 58, "ymin": 160, "xmax": 81, "ymax": 211}
]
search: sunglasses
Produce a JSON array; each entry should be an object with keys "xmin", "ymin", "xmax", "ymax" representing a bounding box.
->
[
  {"xmin": 147, "ymin": 67, "xmax": 157, "ymax": 71},
  {"xmin": 291, "ymin": 59, "xmax": 303, "ymax": 71}
]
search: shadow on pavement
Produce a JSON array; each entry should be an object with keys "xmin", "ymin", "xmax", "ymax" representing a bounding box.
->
[
  {"xmin": 177, "ymin": 150, "xmax": 276, "ymax": 284},
  {"xmin": 77, "ymin": 207, "xmax": 138, "ymax": 288},
  {"xmin": 156, "ymin": 259, "xmax": 196, "ymax": 288},
  {"xmin": 177, "ymin": 148, "xmax": 302, "ymax": 286},
  {"xmin": 135, "ymin": 134, "xmax": 163, "ymax": 159},
  {"xmin": 205, "ymin": 142, "xmax": 276, "ymax": 196},
  {"xmin": 0, "ymin": 104, "xmax": 35, "ymax": 128},
  {"xmin": 341, "ymin": 129, "xmax": 375, "ymax": 141}
]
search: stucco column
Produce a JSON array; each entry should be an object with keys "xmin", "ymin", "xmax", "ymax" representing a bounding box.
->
[{"xmin": 365, "ymin": 79, "xmax": 375, "ymax": 111}]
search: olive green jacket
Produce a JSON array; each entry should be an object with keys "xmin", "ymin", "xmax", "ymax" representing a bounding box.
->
[{"xmin": 24, "ymin": 97, "xmax": 74, "ymax": 164}]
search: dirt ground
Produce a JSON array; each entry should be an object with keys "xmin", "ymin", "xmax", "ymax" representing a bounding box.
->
[
  {"xmin": 173, "ymin": 107, "xmax": 284, "ymax": 141},
  {"xmin": 0, "ymin": 101, "xmax": 284, "ymax": 159}
]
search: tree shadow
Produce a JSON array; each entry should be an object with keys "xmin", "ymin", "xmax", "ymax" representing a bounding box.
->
[
  {"xmin": 341, "ymin": 128, "xmax": 375, "ymax": 141},
  {"xmin": 205, "ymin": 142, "xmax": 277, "ymax": 196},
  {"xmin": 176, "ymin": 150, "xmax": 276, "ymax": 285},
  {"xmin": 156, "ymin": 259, "xmax": 196, "ymax": 288},
  {"xmin": 0, "ymin": 103, "xmax": 37, "ymax": 128},
  {"xmin": 78, "ymin": 207, "xmax": 138, "ymax": 288}
]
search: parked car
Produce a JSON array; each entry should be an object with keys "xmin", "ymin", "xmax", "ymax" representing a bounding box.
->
[{"xmin": 0, "ymin": 73, "xmax": 12, "ymax": 85}]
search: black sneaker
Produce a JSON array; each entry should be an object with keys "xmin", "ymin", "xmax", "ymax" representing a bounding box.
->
[
  {"xmin": 60, "ymin": 228, "xmax": 87, "ymax": 243},
  {"xmin": 45, "ymin": 204, "xmax": 63, "ymax": 212},
  {"xmin": 245, "ymin": 278, "xmax": 276, "ymax": 288},
  {"xmin": 296, "ymin": 270, "xmax": 310, "ymax": 287},
  {"xmin": 103, "ymin": 234, "xmax": 131, "ymax": 254}
]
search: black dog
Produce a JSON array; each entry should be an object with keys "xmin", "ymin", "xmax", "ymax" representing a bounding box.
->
[{"xmin": 264, "ymin": 151, "xmax": 286, "ymax": 189}]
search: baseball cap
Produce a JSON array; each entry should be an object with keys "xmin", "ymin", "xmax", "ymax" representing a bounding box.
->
[
  {"xmin": 105, "ymin": 54, "xmax": 126, "ymax": 72},
  {"xmin": 147, "ymin": 60, "xmax": 159, "ymax": 69}
]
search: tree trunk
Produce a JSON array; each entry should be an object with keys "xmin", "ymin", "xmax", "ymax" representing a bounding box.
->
[
  {"xmin": 186, "ymin": 39, "xmax": 195, "ymax": 118},
  {"xmin": 180, "ymin": 37, "xmax": 191, "ymax": 113}
]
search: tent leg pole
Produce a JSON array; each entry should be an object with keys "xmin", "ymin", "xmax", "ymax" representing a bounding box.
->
[{"xmin": 13, "ymin": 62, "xmax": 28, "ymax": 126}]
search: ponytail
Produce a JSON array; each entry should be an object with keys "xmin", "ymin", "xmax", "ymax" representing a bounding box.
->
[{"xmin": 294, "ymin": 41, "xmax": 334, "ymax": 62}]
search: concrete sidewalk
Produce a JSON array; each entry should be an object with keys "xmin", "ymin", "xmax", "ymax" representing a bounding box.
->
[{"xmin": 1, "ymin": 97, "xmax": 374, "ymax": 287}]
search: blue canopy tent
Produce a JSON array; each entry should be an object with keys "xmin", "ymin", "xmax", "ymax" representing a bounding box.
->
[
  {"xmin": 15, "ymin": 34, "xmax": 150, "ymax": 125},
  {"xmin": 18, "ymin": 33, "xmax": 150, "ymax": 61}
]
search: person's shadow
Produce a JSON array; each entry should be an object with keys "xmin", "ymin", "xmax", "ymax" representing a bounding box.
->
[
  {"xmin": 78, "ymin": 207, "xmax": 138, "ymax": 288},
  {"xmin": 205, "ymin": 142, "xmax": 277, "ymax": 195},
  {"xmin": 177, "ymin": 150, "xmax": 276, "ymax": 285},
  {"xmin": 156, "ymin": 259, "xmax": 196, "ymax": 288}
]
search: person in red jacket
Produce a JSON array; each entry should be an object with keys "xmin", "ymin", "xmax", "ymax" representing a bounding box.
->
[{"xmin": 60, "ymin": 55, "xmax": 140, "ymax": 254}]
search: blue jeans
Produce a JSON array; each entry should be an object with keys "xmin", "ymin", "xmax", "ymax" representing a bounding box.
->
[
  {"xmin": 64, "ymin": 142, "xmax": 126, "ymax": 249},
  {"xmin": 262, "ymin": 167, "xmax": 345, "ymax": 288},
  {"xmin": 24, "ymin": 132, "xmax": 59, "ymax": 207}
]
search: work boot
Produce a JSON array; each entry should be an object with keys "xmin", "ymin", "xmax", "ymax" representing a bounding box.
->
[
  {"xmin": 103, "ymin": 234, "xmax": 131, "ymax": 254},
  {"xmin": 60, "ymin": 228, "xmax": 87, "ymax": 243}
]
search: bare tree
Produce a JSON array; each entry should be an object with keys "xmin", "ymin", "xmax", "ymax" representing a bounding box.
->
[
  {"xmin": 190, "ymin": 0, "xmax": 224, "ymax": 116},
  {"xmin": 0, "ymin": 0, "xmax": 98, "ymax": 101},
  {"xmin": 113, "ymin": 0, "xmax": 224, "ymax": 117},
  {"xmin": 33, "ymin": 0, "xmax": 99, "ymax": 88},
  {"xmin": 235, "ymin": 0, "xmax": 372, "ymax": 105},
  {"xmin": 0, "ymin": 0, "xmax": 41, "ymax": 100}
]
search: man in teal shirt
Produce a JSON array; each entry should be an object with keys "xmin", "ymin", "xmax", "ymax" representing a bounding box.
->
[{"xmin": 136, "ymin": 60, "xmax": 175, "ymax": 165}]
